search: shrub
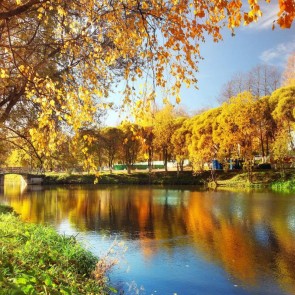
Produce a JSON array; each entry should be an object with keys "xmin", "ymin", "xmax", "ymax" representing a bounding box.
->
[{"xmin": 0, "ymin": 213, "xmax": 111, "ymax": 294}]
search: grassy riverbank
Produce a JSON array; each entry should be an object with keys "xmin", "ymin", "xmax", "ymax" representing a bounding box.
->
[
  {"xmin": 0, "ymin": 205, "xmax": 111, "ymax": 294},
  {"xmin": 213, "ymin": 170, "xmax": 295, "ymax": 191},
  {"xmin": 44, "ymin": 171, "xmax": 209, "ymax": 185},
  {"xmin": 271, "ymin": 179, "xmax": 295, "ymax": 193},
  {"xmin": 43, "ymin": 169, "xmax": 295, "ymax": 192}
]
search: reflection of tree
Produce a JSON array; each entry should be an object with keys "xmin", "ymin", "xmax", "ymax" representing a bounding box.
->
[{"xmin": 1, "ymin": 186, "xmax": 295, "ymax": 293}]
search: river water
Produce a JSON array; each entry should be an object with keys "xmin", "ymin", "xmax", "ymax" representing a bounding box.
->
[{"xmin": 1, "ymin": 183, "xmax": 295, "ymax": 295}]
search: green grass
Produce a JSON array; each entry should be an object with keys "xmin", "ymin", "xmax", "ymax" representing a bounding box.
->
[
  {"xmin": 214, "ymin": 170, "xmax": 295, "ymax": 192},
  {"xmin": 0, "ymin": 209, "xmax": 112, "ymax": 295},
  {"xmin": 271, "ymin": 179, "xmax": 295, "ymax": 193},
  {"xmin": 44, "ymin": 170, "xmax": 295, "ymax": 192},
  {"xmin": 44, "ymin": 173, "xmax": 96, "ymax": 184}
]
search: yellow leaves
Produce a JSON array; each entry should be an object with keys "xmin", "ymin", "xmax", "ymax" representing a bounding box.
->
[
  {"xmin": 82, "ymin": 147, "xmax": 88, "ymax": 154},
  {"xmin": 136, "ymin": 100, "xmax": 143, "ymax": 109},
  {"xmin": 57, "ymin": 6, "xmax": 66, "ymax": 17},
  {"xmin": 141, "ymin": 2, "xmax": 149, "ymax": 9},
  {"xmin": 1, "ymin": 0, "xmax": 293, "ymax": 170},
  {"xmin": 135, "ymin": 67, "xmax": 143, "ymax": 77},
  {"xmin": 243, "ymin": 12, "xmax": 254, "ymax": 25},
  {"xmin": 176, "ymin": 95, "xmax": 181, "ymax": 104},
  {"xmin": 18, "ymin": 65, "xmax": 25, "ymax": 72},
  {"xmin": 0, "ymin": 69, "xmax": 8, "ymax": 78},
  {"xmin": 37, "ymin": 6, "xmax": 45, "ymax": 19},
  {"xmin": 227, "ymin": 0, "xmax": 243, "ymax": 28}
]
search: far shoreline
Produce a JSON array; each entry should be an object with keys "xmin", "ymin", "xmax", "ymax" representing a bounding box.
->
[{"xmin": 41, "ymin": 170, "xmax": 295, "ymax": 192}]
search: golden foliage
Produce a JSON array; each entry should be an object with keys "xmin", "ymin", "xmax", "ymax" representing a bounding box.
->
[{"xmin": 0, "ymin": 0, "xmax": 294, "ymax": 159}]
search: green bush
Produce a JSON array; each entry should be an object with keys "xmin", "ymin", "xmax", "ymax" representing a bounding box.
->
[
  {"xmin": 0, "ymin": 213, "xmax": 111, "ymax": 295},
  {"xmin": 271, "ymin": 180, "xmax": 295, "ymax": 193}
]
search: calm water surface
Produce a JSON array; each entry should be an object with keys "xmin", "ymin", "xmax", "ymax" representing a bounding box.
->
[{"xmin": 1, "ymin": 183, "xmax": 295, "ymax": 295}]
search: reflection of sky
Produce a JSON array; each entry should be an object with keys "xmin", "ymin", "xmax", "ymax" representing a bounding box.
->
[
  {"xmin": 254, "ymin": 224, "xmax": 271, "ymax": 247},
  {"xmin": 57, "ymin": 219, "xmax": 78, "ymax": 236},
  {"xmin": 153, "ymin": 189, "xmax": 190, "ymax": 206},
  {"xmin": 287, "ymin": 209, "xmax": 295, "ymax": 234}
]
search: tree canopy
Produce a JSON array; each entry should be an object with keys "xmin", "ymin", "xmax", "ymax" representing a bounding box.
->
[
  {"xmin": 0, "ymin": 0, "xmax": 294, "ymax": 166},
  {"xmin": 1, "ymin": 0, "xmax": 294, "ymax": 131}
]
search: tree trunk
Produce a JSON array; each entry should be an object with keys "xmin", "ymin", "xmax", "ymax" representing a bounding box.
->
[
  {"xmin": 259, "ymin": 124, "xmax": 265, "ymax": 157},
  {"xmin": 127, "ymin": 164, "xmax": 131, "ymax": 174},
  {"xmin": 148, "ymin": 147, "xmax": 153, "ymax": 173},
  {"xmin": 266, "ymin": 136, "xmax": 269, "ymax": 157},
  {"xmin": 163, "ymin": 148, "xmax": 168, "ymax": 172},
  {"xmin": 180, "ymin": 160, "xmax": 184, "ymax": 172}
]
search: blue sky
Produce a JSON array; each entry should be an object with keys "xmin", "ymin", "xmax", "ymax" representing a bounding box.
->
[{"xmin": 104, "ymin": 3, "xmax": 295, "ymax": 126}]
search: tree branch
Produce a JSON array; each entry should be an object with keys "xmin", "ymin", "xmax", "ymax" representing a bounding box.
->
[{"xmin": 0, "ymin": 0, "xmax": 44, "ymax": 20}]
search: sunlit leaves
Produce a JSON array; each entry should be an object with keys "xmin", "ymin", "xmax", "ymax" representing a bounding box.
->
[
  {"xmin": 0, "ymin": 0, "xmax": 294, "ymax": 164},
  {"xmin": 282, "ymin": 52, "xmax": 295, "ymax": 86},
  {"xmin": 277, "ymin": 0, "xmax": 295, "ymax": 28}
]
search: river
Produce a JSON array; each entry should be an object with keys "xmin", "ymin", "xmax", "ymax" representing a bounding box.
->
[{"xmin": 1, "ymin": 182, "xmax": 295, "ymax": 295}]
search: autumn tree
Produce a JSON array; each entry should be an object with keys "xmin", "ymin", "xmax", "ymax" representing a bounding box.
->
[
  {"xmin": 171, "ymin": 117, "xmax": 190, "ymax": 172},
  {"xmin": 139, "ymin": 126, "xmax": 154, "ymax": 172},
  {"xmin": 153, "ymin": 104, "xmax": 176, "ymax": 172},
  {"xmin": 254, "ymin": 96, "xmax": 277, "ymax": 158},
  {"xmin": 75, "ymin": 129, "xmax": 98, "ymax": 173},
  {"xmin": 0, "ymin": 0, "xmax": 294, "ymax": 158},
  {"xmin": 101, "ymin": 127, "xmax": 124, "ymax": 172},
  {"xmin": 270, "ymin": 86, "xmax": 295, "ymax": 151},
  {"xmin": 120, "ymin": 122, "xmax": 141, "ymax": 174},
  {"xmin": 214, "ymin": 92, "xmax": 260, "ymax": 171},
  {"xmin": 272, "ymin": 128, "xmax": 294, "ymax": 177},
  {"xmin": 50, "ymin": 135, "xmax": 79, "ymax": 172},
  {"xmin": 282, "ymin": 53, "xmax": 295, "ymax": 86},
  {"xmin": 0, "ymin": 99, "xmax": 54, "ymax": 170},
  {"xmin": 0, "ymin": 141, "xmax": 10, "ymax": 167},
  {"xmin": 189, "ymin": 108, "xmax": 221, "ymax": 171}
]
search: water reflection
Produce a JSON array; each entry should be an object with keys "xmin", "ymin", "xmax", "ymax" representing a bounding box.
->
[{"xmin": 1, "ymin": 184, "xmax": 295, "ymax": 294}]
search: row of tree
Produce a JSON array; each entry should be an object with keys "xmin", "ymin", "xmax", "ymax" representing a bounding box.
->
[
  {"xmin": 0, "ymin": 0, "xmax": 294, "ymax": 154},
  {"xmin": 1, "ymin": 53, "xmax": 294, "ymax": 172},
  {"xmin": 2, "ymin": 83, "xmax": 294, "ymax": 173}
]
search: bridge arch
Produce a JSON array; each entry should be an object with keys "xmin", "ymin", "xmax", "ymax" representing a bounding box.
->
[{"xmin": 0, "ymin": 167, "xmax": 45, "ymax": 186}]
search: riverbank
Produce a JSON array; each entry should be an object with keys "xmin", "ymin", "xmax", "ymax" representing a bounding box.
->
[
  {"xmin": 0, "ymin": 205, "xmax": 112, "ymax": 294},
  {"xmin": 213, "ymin": 170, "xmax": 295, "ymax": 192},
  {"xmin": 43, "ymin": 170, "xmax": 295, "ymax": 192},
  {"xmin": 44, "ymin": 171, "xmax": 209, "ymax": 185}
]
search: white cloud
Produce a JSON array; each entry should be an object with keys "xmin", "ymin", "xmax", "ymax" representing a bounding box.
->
[
  {"xmin": 260, "ymin": 40, "xmax": 295, "ymax": 66},
  {"xmin": 259, "ymin": 40, "xmax": 295, "ymax": 64}
]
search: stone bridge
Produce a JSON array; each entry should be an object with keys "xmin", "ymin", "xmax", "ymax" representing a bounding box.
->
[{"xmin": 0, "ymin": 167, "xmax": 45, "ymax": 185}]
